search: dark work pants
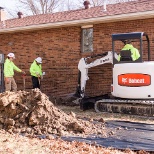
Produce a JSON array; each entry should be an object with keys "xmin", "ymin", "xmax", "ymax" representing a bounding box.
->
[{"xmin": 31, "ymin": 76, "xmax": 40, "ymax": 89}]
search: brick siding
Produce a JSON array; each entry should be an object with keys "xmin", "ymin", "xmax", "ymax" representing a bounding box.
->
[{"xmin": 0, "ymin": 18, "xmax": 154, "ymax": 98}]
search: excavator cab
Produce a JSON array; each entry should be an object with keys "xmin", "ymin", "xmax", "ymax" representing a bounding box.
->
[
  {"xmin": 111, "ymin": 32, "xmax": 153, "ymax": 99},
  {"xmin": 112, "ymin": 32, "xmax": 150, "ymax": 64}
]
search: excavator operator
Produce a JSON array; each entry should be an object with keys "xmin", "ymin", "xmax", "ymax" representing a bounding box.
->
[{"xmin": 118, "ymin": 40, "xmax": 140, "ymax": 61}]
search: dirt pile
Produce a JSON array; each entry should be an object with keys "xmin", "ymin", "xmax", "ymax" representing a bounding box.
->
[{"xmin": 0, "ymin": 89, "xmax": 106, "ymax": 137}]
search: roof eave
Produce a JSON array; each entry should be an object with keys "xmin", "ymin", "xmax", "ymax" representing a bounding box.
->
[{"xmin": 0, "ymin": 10, "xmax": 153, "ymax": 33}]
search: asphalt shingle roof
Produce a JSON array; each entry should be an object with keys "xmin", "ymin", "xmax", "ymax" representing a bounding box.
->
[{"xmin": 0, "ymin": 0, "xmax": 153, "ymax": 29}]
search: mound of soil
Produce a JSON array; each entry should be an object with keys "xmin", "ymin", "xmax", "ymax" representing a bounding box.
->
[{"xmin": 0, "ymin": 89, "xmax": 106, "ymax": 137}]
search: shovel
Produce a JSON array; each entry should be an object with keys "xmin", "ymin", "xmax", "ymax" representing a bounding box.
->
[
  {"xmin": 22, "ymin": 73, "xmax": 26, "ymax": 90},
  {"xmin": 38, "ymin": 72, "xmax": 45, "ymax": 90}
]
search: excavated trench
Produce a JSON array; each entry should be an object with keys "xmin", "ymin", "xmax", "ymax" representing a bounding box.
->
[{"xmin": 0, "ymin": 89, "xmax": 106, "ymax": 138}]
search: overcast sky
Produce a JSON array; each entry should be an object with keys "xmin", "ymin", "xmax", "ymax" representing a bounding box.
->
[
  {"xmin": 0, "ymin": 0, "xmax": 80, "ymax": 18},
  {"xmin": 0, "ymin": 0, "xmax": 84, "ymax": 18},
  {"xmin": 0, "ymin": 0, "xmax": 18, "ymax": 18},
  {"xmin": 0, "ymin": 0, "xmax": 17, "ymax": 10}
]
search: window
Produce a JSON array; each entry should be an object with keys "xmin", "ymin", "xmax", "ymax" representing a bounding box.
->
[{"xmin": 81, "ymin": 27, "xmax": 93, "ymax": 53}]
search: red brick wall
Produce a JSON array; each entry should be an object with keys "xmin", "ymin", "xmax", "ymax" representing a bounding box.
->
[{"xmin": 0, "ymin": 18, "xmax": 153, "ymax": 98}]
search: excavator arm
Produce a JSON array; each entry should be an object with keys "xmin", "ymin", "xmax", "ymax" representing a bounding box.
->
[{"xmin": 76, "ymin": 51, "xmax": 116, "ymax": 98}]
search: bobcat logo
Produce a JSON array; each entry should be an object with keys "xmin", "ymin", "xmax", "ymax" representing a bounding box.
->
[
  {"xmin": 122, "ymin": 78, "xmax": 127, "ymax": 84},
  {"xmin": 118, "ymin": 74, "xmax": 151, "ymax": 87}
]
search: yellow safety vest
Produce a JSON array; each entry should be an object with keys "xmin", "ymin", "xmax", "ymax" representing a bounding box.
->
[
  {"xmin": 4, "ymin": 58, "xmax": 21, "ymax": 77},
  {"xmin": 118, "ymin": 44, "xmax": 140, "ymax": 61},
  {"xmin": 30, "ymin": 60, "xmax": 42, "ymax": 77}
]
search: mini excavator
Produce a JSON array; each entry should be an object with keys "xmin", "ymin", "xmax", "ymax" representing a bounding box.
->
[{"xmin": 74, "ymin": 32, "xmax": 154, "ymax": 116}]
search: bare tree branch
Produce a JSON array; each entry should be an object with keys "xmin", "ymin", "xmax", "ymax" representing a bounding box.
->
[
  {"xmin": 16, "ymin": 0, "xmax": 62, "ymax": 15},
  {"xmin": 5, "ymin": 0, "xmax": 136, "ymax": 18}
]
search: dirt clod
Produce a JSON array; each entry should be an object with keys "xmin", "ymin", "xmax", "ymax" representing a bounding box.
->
[{"xmin": 98, "ymin": 118, "xmax": 105, "ymax": 123}]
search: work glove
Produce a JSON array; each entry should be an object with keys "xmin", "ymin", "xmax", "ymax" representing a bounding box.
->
[
  {"xmin": 21, "ymin": 71, "xmax": 26, "ymax": 75},
  {"xmin": 41, "ymin": 72, "xmax": 45, "ymax": 79}
]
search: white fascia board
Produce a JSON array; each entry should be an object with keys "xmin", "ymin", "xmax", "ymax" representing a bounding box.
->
[{"xmin": 0, "ymin": 10, "xmax": 153, "ymax": 33}]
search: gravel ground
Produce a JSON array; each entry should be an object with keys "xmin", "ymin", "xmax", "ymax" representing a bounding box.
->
[{"xmin": 57, "ymin": 105, "xmax": 154, "ymax": 124}]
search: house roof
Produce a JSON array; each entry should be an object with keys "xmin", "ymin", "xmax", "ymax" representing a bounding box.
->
[{"xmin": 0, "ymin": 0, "xmax": 154, "ymax": 32}]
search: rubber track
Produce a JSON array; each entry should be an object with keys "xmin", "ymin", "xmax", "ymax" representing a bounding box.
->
[{"xmin": 95, "ymin": 99, "xmax": 154, "ymax": 113}]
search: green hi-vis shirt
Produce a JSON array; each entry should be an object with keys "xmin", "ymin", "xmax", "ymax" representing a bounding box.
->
[
  {"xmin": 4, "ymin": 58, "xmax": 22, "ymax": 77},
  {"xmin": 118, "ymin": 44, "xmax": 140, "ymax": 61},
  {"xmin": 30, "ymin": 60, "xmax": 42, "ymax": 77}
]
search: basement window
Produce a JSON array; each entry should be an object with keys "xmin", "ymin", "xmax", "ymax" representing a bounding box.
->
[{"xmin": 81, "ymin": 25, "xmax": 93, "ymax": 53}]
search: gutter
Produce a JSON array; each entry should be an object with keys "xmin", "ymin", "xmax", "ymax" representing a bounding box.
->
[{"xmin": 0, "ymin": 10, "xmax": 154, "ymax": 33}]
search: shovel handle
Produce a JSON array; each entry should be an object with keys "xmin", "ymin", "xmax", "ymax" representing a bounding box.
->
[{"xmin": 22, "ymin": 75, "xmax": 26, "ymax": 90}]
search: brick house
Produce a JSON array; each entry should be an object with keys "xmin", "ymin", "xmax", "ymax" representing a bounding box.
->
[{"xmin": 0, "ymin": 0, "xmax": 153, "ymax": 98}]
